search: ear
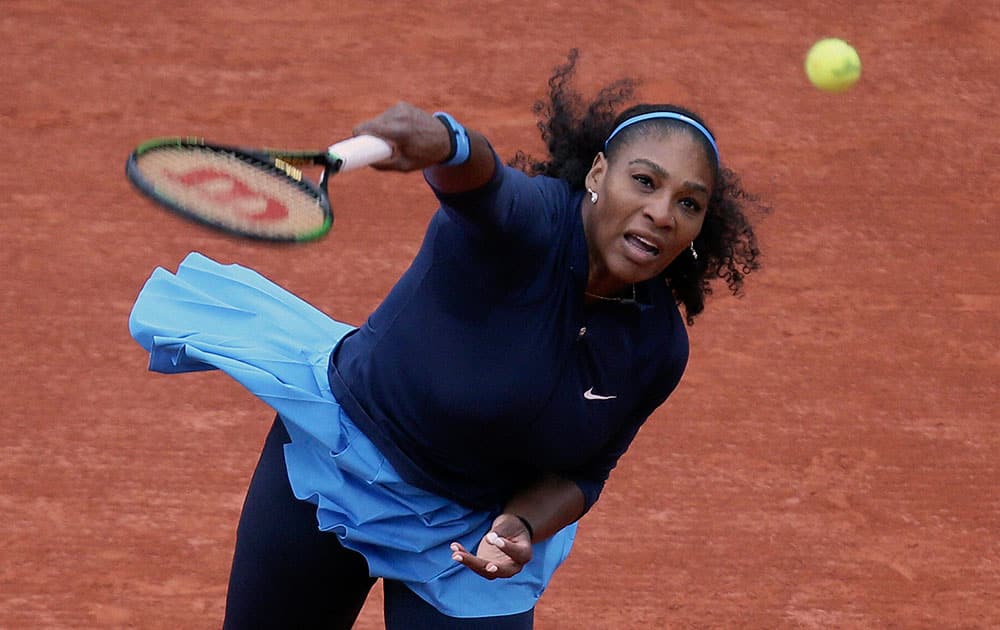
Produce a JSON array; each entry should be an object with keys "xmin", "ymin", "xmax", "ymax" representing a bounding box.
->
[{"xmin": 585, "ymin": 152, "xmax": 607, "ymax": 191}]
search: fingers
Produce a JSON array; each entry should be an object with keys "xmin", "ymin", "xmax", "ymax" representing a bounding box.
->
[
  {"xmin": 351, "ymin": 102, "xmax": 451, "ymax": 171},
  {"xmin": 484, "ymin": 530, "xmax": 534, "ymax": 568},
  {"xmin": 486, "ymin": 514, "xmax": 534, "ymax": 564},
  {"xmin": 450, "ymin": 537, "xmax": 525, "ymax": 580},
  {"xmin": 450, "ymin": 542, "xmax": 501, "ymax": 578}
]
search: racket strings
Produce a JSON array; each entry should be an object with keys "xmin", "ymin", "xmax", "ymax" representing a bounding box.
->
[{"xmin": 132, "ymin": 146, "xmax": 328, "ymax": 239}]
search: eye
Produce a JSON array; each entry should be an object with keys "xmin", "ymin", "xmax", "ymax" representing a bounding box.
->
[
  {"xmin": 633, "ymin": 174, "xmax": 654, "ymax": 189},
  {"xmin": 680, "ymin": 197, "xmax": 704, "ymax": 213}
]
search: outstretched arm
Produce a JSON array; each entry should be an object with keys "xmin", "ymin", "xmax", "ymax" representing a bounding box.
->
[
  {"xmin": 352, "ymin": 101, "xmax": 495, "ymax": 193},
  {"xmin": 450, "ymin": 474, "xmax": 585, "ymax": 580}
]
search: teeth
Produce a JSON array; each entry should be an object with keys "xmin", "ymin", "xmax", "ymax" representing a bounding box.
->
[{"xmin": 628, "ymin": 234, "xmax": 659, "ymax": 255}]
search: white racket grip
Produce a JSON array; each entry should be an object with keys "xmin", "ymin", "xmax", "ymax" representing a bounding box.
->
[{"xmin": 326, "ymin": 135, "xmax": 393, "ymax": 172}]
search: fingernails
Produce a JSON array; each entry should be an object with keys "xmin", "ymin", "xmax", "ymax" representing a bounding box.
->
[
  {"xmin": 452, "ymin": 553, "xmax": 462, "ymax": 562},
  {"xmin": 486, "ymin": 564, "xmax": 498, "ymax": 573},
  {"xmin": 450, "ymin": 543, "xmax": 459, "ymax": 552},
  {"xmin": 486, "ymin": 532, "xmax": 505, "ymax": 548}
]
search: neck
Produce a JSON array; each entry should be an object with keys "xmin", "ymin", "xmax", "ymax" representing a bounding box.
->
[
  {"xmin": 584, "ymin": 268, "xmax": 633, "ymax": 303},
  {"xmin": 584, "ymin": 283, "xmax": 637, "ymax": 305}
]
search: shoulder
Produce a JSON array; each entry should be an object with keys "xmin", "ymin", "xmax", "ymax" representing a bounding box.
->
[
  {"xmin": 501, "ymin": 163, "xmax": 578, "ymax": 208},
  {"xmin": 637, "ymin": 283, "xmax": 690, "ymax": 386}
]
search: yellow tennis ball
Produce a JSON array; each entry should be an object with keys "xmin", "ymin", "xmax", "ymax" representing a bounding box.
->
[{"xmin": 805, "ymin": 38, "xmax": 861, "ymax": 92}]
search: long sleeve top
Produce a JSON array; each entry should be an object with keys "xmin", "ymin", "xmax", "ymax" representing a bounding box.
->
[{"xmin": 329, "ymin": 153, "xmax": 689, "ymax": 512}]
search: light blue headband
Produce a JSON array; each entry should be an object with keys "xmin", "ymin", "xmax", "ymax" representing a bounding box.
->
[{"xmin": 604, "ymin": 112, "xmax": 720, "ymax": 162}]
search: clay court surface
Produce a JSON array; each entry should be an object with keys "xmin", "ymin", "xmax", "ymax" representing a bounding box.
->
[{"xmin": 2, "ymin": 1, "xmax": 997, "ymax": 628}]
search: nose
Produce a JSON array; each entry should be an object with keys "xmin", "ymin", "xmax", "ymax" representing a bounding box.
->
[{"xmin": 644, "ymin": 199, "xmax": 675, "ymax": 230}]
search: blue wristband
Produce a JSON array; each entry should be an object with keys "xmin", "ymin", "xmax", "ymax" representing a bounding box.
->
[{"xmin": 433, "ymin": 111, "xmax": 471, "ymax": 166}]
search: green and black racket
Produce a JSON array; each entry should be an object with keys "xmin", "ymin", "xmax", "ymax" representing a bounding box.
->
[{"xmin": 125, "ymin": 135, "xmax": 392, "ymax": 242}]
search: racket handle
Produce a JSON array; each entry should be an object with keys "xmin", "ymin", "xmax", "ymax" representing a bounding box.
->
[{"xmin": 327, "ymin": 135, "xmax": 393, "ymax": 172}]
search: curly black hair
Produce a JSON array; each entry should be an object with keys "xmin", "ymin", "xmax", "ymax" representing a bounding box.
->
[{"xmin": 510, "ymin": 50, "xmax": 766, "ymax": 324}]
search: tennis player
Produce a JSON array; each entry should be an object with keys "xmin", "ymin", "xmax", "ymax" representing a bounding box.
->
[{"xmin": 129, "ymin": 51, "xmax": 764, "ymax": 629}]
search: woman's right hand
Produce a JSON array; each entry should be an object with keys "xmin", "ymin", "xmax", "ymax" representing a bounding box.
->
[
  {"xmin": 449, "ymin": 513, "xmax": 534, "ymax": 580},
  {"xmin": 352, "ymin": 102, "xmax": 452, "ymax": 172}
]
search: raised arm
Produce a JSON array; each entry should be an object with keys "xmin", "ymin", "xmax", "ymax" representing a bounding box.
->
[{"xmin": 352, "ymin": 101, "xmax": 495, "ymax": 193}]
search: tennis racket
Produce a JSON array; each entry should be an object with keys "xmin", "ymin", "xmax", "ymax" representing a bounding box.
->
[{"xmin": 125, "ymin": 135, "xmax": 392, "ymax": 242}]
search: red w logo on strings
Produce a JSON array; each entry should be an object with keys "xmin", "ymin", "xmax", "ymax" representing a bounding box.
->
[{"xmin": 167, "ymin": 168, "xmax": 289, "ymax": 222}]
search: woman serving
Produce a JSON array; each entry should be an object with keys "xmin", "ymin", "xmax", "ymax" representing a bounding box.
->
[{"xmin": 130, "ymin": 51, "xmax": 765, "ymax": 629}]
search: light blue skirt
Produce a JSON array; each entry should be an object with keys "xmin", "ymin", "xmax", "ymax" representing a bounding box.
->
[{"xmin": 128, "ymin": 252, "xmax": 577, "ymax": 618}]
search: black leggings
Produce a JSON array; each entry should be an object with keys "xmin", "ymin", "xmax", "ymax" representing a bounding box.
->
[{"xmin": 222, "ymin": 417, "xmax": 534, "ymax": 629}]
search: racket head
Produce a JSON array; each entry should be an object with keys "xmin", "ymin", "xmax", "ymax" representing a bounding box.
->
[{"xmin": 125, "ymin": 138, "xmax": 333, "ymax": 242}]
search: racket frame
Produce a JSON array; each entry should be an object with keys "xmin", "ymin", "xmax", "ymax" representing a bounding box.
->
[{"xmin": 126, "ymin": 137, "xmax": 336, "ymax": 242}]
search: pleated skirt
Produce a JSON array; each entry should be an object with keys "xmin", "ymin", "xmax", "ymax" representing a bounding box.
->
[{"xmin": 128, "ymin": 252, "xmax": 577, "ymax": 618}]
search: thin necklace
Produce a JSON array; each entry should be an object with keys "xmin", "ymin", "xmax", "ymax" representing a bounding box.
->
[{"xmin": 584, "ymin": 284, "xmax": 637, "ymax": 304}]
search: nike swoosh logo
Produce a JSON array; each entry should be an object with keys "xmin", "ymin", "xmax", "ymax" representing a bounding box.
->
[{"xmin": 583, "ymin": 387, "xmax": 617, "ymax": 400}]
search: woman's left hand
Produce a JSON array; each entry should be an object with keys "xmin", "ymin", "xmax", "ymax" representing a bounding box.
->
[{"xmin": 449, "ymin": 513, "xmax": 533, "ymax": 580}]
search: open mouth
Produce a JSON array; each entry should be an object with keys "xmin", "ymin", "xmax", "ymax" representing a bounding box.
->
[{"xmin": 625, "ymin": 233, "xmax": 660, "ymax": 257}]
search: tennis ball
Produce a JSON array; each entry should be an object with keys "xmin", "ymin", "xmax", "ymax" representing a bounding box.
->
[{"xmin": 804, "ymin": 38, "xmax": 861, "ymax": 92}]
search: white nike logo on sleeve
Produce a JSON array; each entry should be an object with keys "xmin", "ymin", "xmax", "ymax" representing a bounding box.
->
[{"xmin": 583, "ymin": 387, "xmax": 617, "ymax": 400}]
